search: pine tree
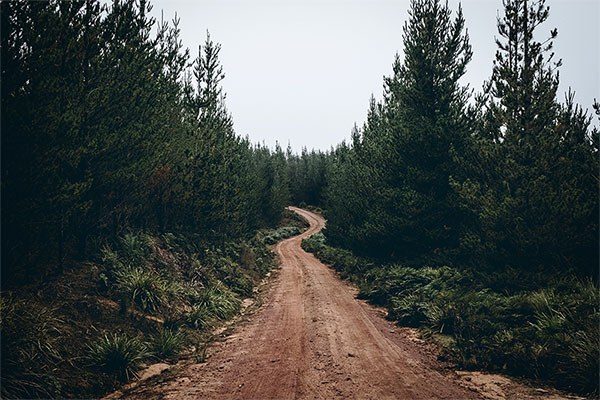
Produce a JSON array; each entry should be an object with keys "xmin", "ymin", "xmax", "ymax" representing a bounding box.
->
[
  {"xmin": 338, "ymin": 0, "xmax": 473, "ymax": 261},
  {"xmin": 454, "ymin": 0, "xmax": 598, "ymax": 275},
  {"xmin": 1, "ymin": 2, "xmax": 293, "ymax": 286}
]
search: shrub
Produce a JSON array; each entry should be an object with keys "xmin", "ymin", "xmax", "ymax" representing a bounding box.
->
[
  {"xmin": 185, "ymin": 304, "xmax": 213, "ymax": 330},
  {"xmin": 119, "ymin": 233, "xmax": 150, "ymax": 264},
  {"xmin": 210, "ymin": 256, "xmax": 254, "ymax": 297},
  {"xmin": 149, "ymin": 329, "xmax": 186, "ymax": 360},
  {"xmin": 192, "ymin": 340, "xmax": 211, "ymax": 363},
  {"xmin": 302, "ymin": 233, "xmax": 368, "ymax": 279},
  {"xmin": 101, "ymin": 246, "xmax": 125, "ymax": 272},
  {"xmin": 259, "ymin": 226, "xmax": 302, "ymax": 245},
  {"xmin": 87, "ymin": 333, "xmax": 148, "ymax": 381},
  {"xmin": 281, "ymin": 208, "xmax": 310, "ymax": 230},
  {"xmin": 388, "ymin": 294, "xmax": 431, "ymax": 326},
  {"xmin": 563, "ymin": 329, "xmax": 600, "ymax": 395}
]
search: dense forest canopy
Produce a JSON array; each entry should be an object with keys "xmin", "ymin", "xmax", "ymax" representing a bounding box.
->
[
  {"xmin": 1, "ymin": 0, "xmax": 291, "ymax": 287},
  {"xmin": 2, "ymin": 0, "xmax": 596, "ymax": 286},
  {"xmin": 300, "ymin": 0, "xmax": 599, "ymax": 279}
]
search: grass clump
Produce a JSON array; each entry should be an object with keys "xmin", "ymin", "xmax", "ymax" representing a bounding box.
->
[
  {"xmin": 87, "ymin": 333, "xmax": 149, "ymax": 381},
  {"xmin": 114, "ymin": 267, "xmax": 170, "ymax": 313},
  {"xmin": 196, "ymin": 283, "xmax": 241, "ymax": 321},
  {"xmin": 259, "ymin": 226, "xmax": 302, "ymax": 245},
  {"xmin": 185, "ymin": 304, "xmax": 213, "ymax": 330},
  {"xmin": 149, "ymin": 329, "xmax": 186, "ymax": 360},
  {"xmin": 183, "ymin": 282, "xmax": 241, "ymax": 330},
  {"xmin": 119, "ymin": 233, "xmax": 151, "ymax": 264}
]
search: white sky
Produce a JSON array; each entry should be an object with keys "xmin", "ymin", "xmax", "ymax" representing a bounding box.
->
[{"xmin": 149, "ymin": 0, "xmax": 599, "ymax": 152}]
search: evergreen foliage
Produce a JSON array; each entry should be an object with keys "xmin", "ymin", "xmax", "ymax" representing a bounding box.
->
[
  {"xmin": 286, "ymin": 146, "xmax": 329, "ymax": 206},
  {"xmin": 307, "ymin": 0, "xmax": 598, "ymax": 278},
  {"xmin": 1, "ymin": 0, "xmax": 291, "ymax": 287}
]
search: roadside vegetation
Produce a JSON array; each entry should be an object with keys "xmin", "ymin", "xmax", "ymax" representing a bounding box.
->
[
  {"xmin": 1, "ymin": 211, "xmax": 307, "ymax": 399},
  {"xmin": 303, "ymin": 233, "xmax": 599, "ymax": 395}
]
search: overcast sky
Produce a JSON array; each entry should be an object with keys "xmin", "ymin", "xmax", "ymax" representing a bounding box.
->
[{"xmin": 149, "ymin": 0, "xmax": 599, "ymax": 152}]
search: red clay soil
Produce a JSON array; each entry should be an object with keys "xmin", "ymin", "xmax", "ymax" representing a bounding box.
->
[{"xmin": 113, "ymin": 208, "xmax": 573, "ymax": 400}]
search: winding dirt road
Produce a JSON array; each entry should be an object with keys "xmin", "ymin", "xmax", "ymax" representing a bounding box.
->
[
  {"xmin": 112, "ymin": 208, "xmax": 506, "ymax": 400},
  {"xmin": 110, "ymin": 208, "xmax": 574, "ymax": 400},
  {"xmin": 119, "ymin": 207, "xmax": 479, "ymax": 399}
]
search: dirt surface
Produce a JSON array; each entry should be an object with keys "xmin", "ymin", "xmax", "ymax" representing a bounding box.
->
[{"xmin": 115, "ymin": 208, "xmax": 576, "ymax": 400}]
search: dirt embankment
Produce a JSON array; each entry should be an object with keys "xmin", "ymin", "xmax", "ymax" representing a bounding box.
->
[{"xmin": 114, "ymin": 208, "xmax": 577, "ymax": 400}]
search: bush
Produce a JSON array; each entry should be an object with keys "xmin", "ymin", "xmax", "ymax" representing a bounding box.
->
[
  {"xmin": 302, "ymin": 233, "xmax": 369, "ymax": 279},
  {"xmin": 119, "ymin": 233, "xmax": 151, "ymax": 264},
  {"xmin": 208, "ymin": 256, "xmax": 254, "ymax": 297},
  {"xmin": 87, "ymin": 333, "xmax": 148, "ymax": 381},
  {"xmin": 564, "ymin": 329, "xmax": 600, "ymax": 395},
  {"xmin": 281, "ymin": 208, "xmax": 311, "ymax": 230},
  {"xmin": 185, "ymin": 304, "xmax": 213, "ymax": 330},
  {"xmin": 388, "ymin": 294, "xmax": 431, "ymax": 326},
  {"xmin": 259, "ymin": 226, "xmax": 302, "ymax": 245},
  {"xmin": 196, "ymin": 284, "xmax": 241, "ymax": 321}
]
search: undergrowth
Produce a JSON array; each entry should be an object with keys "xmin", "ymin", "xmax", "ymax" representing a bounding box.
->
[
  {"xmin": 149, "ymin": 328, "xmax": 186, "ymax": 360},
  {"xmin": 0, "ymin": 295, "xmax": 64, "ymax": 399},
  {"xmin": 1, "ymin": 217, "xmax": 305, "ymax": 399},
  {"xmin": 302, "ymin": 233, "xmax": 600, "ymax": 396},
  {"xmin": 86, "ymin": 333, "xmax": 149, "ymax": 381}
]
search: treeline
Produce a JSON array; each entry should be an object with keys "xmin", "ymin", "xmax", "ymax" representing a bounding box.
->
[
  {"xmin": 1, "ymin": 0, "xmax": 290, "ymax": 287},
  {"xmin": 286, "ymin": 146, "xmax": 328, "ymax": 206},
  {"xmin": 298, "ymin": 0, "xmax": 599, "ymax": 279}
]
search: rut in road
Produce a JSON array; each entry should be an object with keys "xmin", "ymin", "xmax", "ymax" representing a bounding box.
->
[{"xmin": 117, "ymin": 207, "xmax": 475, "ymax": 399}]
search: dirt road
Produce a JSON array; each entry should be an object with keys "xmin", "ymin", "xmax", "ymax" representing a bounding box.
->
[
  {"xmin": 115, "ymin": 208, "xmax": 557, "ymax": 399},
  {"xmin": 109, "ymin": 208, "xmax": 574, "ymax": 400}
]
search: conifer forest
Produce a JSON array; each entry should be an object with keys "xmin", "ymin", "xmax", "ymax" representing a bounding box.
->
[{"xmin": 1, "ymin": 0, "xmax": 598, "ymax": 399}]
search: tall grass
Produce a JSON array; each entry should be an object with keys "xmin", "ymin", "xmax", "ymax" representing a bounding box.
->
[
  {"xmin": 87, "ymin": 333, "xmax": 149, "ymax": 381},
  {"xmin": 114, "ymin": 267, "xmax": 170, "ymax": 312},
  {"xmin": 2, "ymin": 226, "xmax": 281, "ymax": 398},
  {"xmin": 149, "ymin": 329, "xmax": 186, "ymax": 360},
  {"xmin": 197, "ymin": 284, "xmax": 241, "ymax": 320},
  {"xmin": 258, "ymin": 226, "xmax": 302, "ymax": 245},
  {"xmin": 0, "ymin": 296, "xmax": 64, "ymax": 399}
]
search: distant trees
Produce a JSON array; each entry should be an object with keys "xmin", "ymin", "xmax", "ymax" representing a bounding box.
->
[
  {"xmin": 286, "ymin": 146, "xmax": 328, "ymax": 206},
  {"xmin": 1, "ymin": 0, "xmax": 290, "ymax": 287},
  {"xmin": 301, "ymin": 0, "xmax": 598, "ymax": 277}
]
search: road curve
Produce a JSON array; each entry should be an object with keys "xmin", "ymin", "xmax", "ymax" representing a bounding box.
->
[{"xmin": 118, "ymin": 207, "xmax": 476, "ymax": 399}]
